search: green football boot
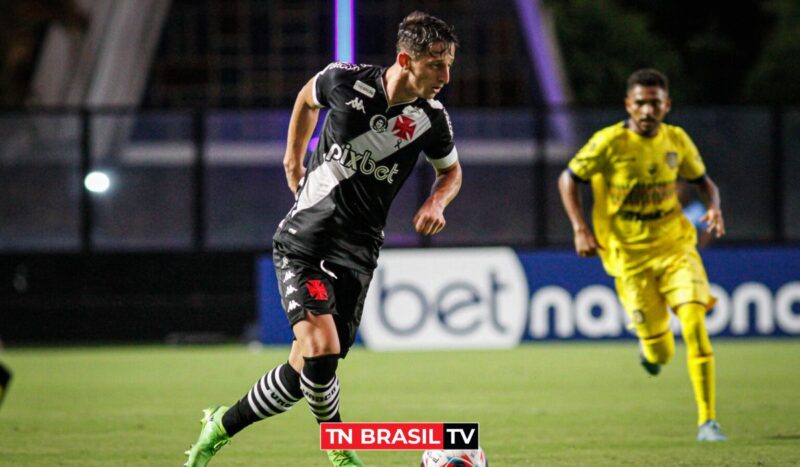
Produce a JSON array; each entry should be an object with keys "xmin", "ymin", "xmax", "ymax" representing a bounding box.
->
[
  {"xmin": 184, "ymin": 406, "xmax": 231, "ymax": 467},
  {"xmin": 327, "ymin": 449, "xmax": 366, "ymax": 466}
]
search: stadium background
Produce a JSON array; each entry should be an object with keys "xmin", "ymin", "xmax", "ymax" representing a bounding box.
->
[
  {"xmin": 2, "ymin": 0, "xmax": 798, "ymax": 343},
  {"xmin": 0, "ymin": 1, "xmax": 799, "ymax": 466}
]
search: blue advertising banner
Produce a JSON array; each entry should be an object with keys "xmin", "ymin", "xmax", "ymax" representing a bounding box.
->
[
  {"xmin": 519, "ymin": 248, "xmax": 800, "ymax": 340},
  {"xmin": 257, "ymin": 257, "xmax": 294, "ymax": 345},
  {"xmin": 258, "ymin": 247, "xmax": 800, "ymax": 347}
]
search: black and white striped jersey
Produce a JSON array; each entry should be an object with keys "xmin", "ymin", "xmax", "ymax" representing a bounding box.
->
[{"xmin": 273, "ymin": 62, "xmax": 458, "ymax": 273}]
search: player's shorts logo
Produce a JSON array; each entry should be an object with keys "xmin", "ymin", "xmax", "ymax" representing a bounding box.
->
[
  {"xmin": 306, "ymin": 279, "xmax": 329, "ymax": 300},
  {"xmin": 370, "ymin": 115, "xmax": 388, "ymax": 133},
  {"xmin": 665, "ymin": 151, "xmax": 678, "ymax": 168}
]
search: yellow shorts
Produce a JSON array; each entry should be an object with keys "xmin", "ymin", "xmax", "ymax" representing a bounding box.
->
[{"xmin": 614, "ymin": 247, "xmax": 715, "ymax": 338}]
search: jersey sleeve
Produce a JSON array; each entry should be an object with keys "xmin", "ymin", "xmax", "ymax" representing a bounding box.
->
[
  {"xmin": 312, "ymin": 62, "xmax": 351, "ymax": 109},
  {"xmin": 567, "ymin": 130, "xmax": 610, "ymax": 181},
  {"xmin": 424, "ymin": 107, "xmax": 458, "ymax": 169},
  {"xmin": 676, "ymin": 127, "xmax": 706, "ymax": 181}
]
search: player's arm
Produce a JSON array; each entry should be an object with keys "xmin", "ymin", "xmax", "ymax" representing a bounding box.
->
[
  {"xmin": 413, "ymin": 161, "xmax": 462, "ymax": 236},
  {"xmin": 283, "ymin": 77, "xmax": 320, "ymax": 194},
  {"xmin": 691, "ymin": 175, "xmax": 726, "ymax": 238},
  {"xmin": 558, "ymin": 169, "xmax": 601, "ymax": 257}
]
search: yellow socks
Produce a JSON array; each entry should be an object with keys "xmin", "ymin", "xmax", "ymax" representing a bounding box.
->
[{"xmin": 678, "ymin": 303, "xmax": 716, "ymax": 425}]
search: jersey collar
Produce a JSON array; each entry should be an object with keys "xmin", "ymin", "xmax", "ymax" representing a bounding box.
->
[{"xmin": 377, "ymin": 67, "xmax": 419, "ymax": 111}]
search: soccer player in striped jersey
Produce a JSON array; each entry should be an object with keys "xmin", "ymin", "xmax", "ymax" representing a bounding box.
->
[
  {"xmin": 558, "ymin": 69, "xmax": 728, "ymax": 442},
  {"xmin": 184, "ymin": 11, "xmax": 461, "ymax": 467}
]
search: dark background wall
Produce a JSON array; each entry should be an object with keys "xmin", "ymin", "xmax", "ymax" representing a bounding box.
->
[{"xmin": 1, "ymin": 253, "xmax": 254, "ymax": 344}]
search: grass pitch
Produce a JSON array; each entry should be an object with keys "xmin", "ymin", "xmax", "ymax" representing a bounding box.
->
[{"xmin": 0, "ymin": 340, "xmax": 798, "ymax": 466}]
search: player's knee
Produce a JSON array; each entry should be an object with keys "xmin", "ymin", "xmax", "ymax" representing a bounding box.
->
[
  {"xmin": 294, "ymin": 312, "xmax": 341, "ymax": 357},
  {"xmin": 678, "ymin": 305, "xmax": 713, "ymax": 358},
  {"xmin": 299, "ymin": 338, "xmax": 340, "ymax": 358},
  {"xmin": 288, "ymin": 346, "xmax": 305, "ymax": 373},
  {"xmin": 649, "ymin": 342, "xmax": 674, "ymax": 365},
  {"xmin": 297, "ymin": 330, "xmax": 340, "ymax": 357},
  {"xmin": 642, "ymin": 330, "xmax": 675, "ymax": 365}
]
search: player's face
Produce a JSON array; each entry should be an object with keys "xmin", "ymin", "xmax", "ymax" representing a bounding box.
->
[
  {"xmin": 407, "ymin": 42, "xmax": 455, "ymax": 100},
  {"xmin": 625, "ymin": 85, "xmax": 671, "ymax": 136}
]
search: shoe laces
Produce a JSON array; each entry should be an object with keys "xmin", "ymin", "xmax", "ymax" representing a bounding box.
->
[
  {"xmin": 329, "ymin": 450, "xmax": 357, "ymax": 464},
  {"xmin": 210, "ymin": 436, "xmax": 230, "ymax": 454}
]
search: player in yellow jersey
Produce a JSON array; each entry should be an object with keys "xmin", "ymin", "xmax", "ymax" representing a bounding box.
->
[{"xmin": 558, "ymin": 69, "xmax": 727, "ymax": 442}]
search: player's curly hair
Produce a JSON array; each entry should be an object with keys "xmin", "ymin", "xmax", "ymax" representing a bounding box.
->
[
  {"xmin": 396, "ymin": 11, "xmax": 458, "ymax": 58},
  {"xmin": 627, "ymin": 68, "xmax": 669, "ymax": 91}
]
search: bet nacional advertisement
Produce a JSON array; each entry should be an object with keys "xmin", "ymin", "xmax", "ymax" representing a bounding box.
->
[{"xmin": 257, "ymin": 247, "xmax": 800, "ymax": 348}]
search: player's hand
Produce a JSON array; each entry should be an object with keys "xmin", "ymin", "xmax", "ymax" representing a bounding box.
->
[
  {"xmin": 413, "ymin": 199, "xmax": 446, "ymax": 236},
  {"xmin": 700, "ymin": 208, "xmax": 726, "ymax": 238},
  {"xmin": 285, "ymin": 165, "xmax": 306, "ymax": 197},
  {"xmin": 574, "ymin": 227, "xmax": 601, "ymax": 257}
]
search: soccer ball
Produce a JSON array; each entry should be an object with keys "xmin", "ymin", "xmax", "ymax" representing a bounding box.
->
[{"xmin": 420, "ymin": 448, "xmax": 488, "ymax": 467}]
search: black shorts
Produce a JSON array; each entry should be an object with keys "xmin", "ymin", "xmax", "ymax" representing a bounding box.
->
[{"xmin": 272, "ymin": 241, "xmax": 373, "ymax": 357}]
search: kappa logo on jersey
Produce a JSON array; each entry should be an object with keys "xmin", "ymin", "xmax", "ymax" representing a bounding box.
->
[
  {"xmin": 370, "ymin": 115, "xmax": 388, "ymax": 133},
  {"xmin": 346, "ymin": 97, "xmax": 366, "ymax": 114},
  {"xmin": 324, "ymin": 142, "xmax": 400, "ymax": 184},
  {"xmin": 392, "ymin": 115, "xmax": 416, "ymax": 140},
  {"xmin": 306, "ymin": 280, "xmax": 329, "ymax": 300}
]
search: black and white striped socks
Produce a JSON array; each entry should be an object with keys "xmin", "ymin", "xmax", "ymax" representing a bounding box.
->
[
  {"xmin": 300, "ymin": 354, "xmax": 342, "ymax": 423},
  {"xmin": 221, "ymin": 363, "xmax": 303, "ymax": 436},
  {"xmin": 220, "ymin": 354, "xmax": 343, "ymax": 437}
]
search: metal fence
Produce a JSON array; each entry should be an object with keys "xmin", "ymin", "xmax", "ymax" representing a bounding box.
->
[{"xmin": 0, "ymin": 106, "xmax": 796, "ymax": 252}]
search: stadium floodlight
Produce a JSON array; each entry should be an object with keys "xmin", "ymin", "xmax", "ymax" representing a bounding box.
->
[{"xmin": 84, "ymin": 170, "xmax": 111, "ymax": 194}]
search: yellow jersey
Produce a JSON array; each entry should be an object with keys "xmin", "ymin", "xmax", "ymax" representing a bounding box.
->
[{"xmin": 567, "ymin": 121, "xmax": 707, "ymax": 276}]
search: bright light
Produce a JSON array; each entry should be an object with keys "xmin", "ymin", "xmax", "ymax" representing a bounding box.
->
[
  {"xmin": 84, "ymin": 171, "xmax": 111, "ymax": 193},
  {"xmin": 335, "ymin": 0, "xmax": 354, "ymax": 62}
]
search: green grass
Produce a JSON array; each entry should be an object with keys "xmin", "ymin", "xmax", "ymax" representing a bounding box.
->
[{"xmin": 0, "ymin": 340, "xmax": 798, "ymax": 466}]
